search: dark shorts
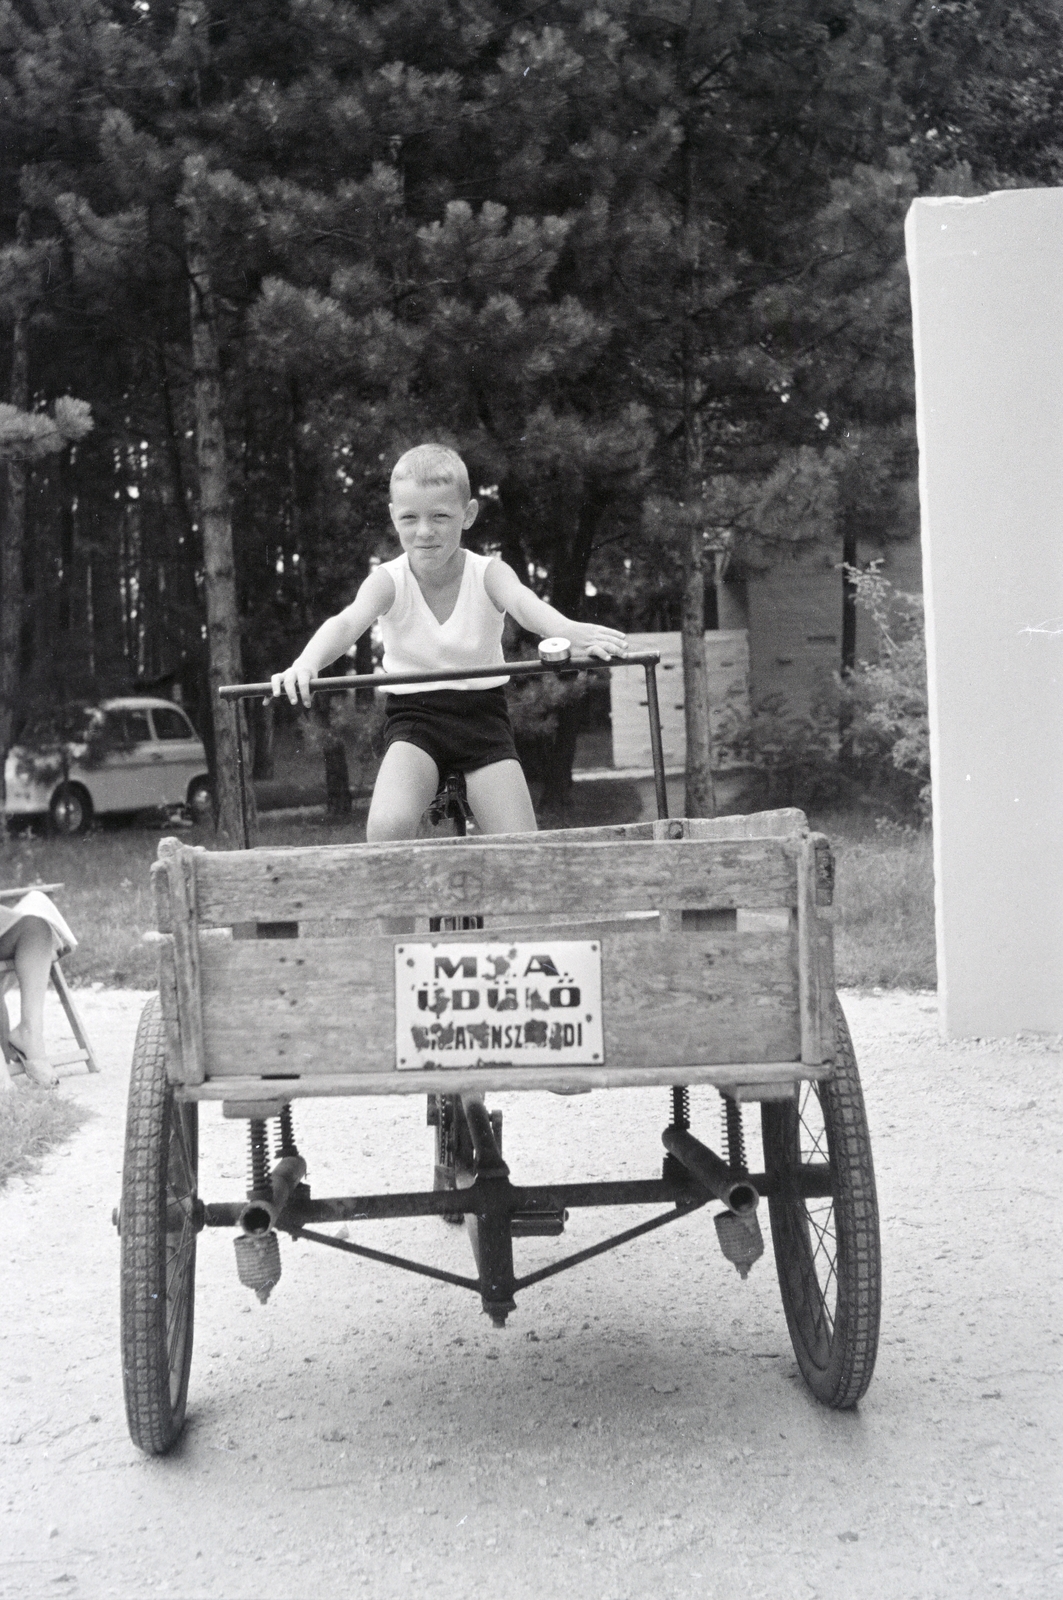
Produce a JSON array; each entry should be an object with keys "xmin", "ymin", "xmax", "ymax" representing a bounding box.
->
[{"xmin": 382, "ymin": 687, "xmax": 519, "ymax": 777}]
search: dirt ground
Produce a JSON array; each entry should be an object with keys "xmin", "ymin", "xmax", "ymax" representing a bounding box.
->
[{"xmin": 1, "ymin": 987, "xmax": 1060, "ymax": 1600}]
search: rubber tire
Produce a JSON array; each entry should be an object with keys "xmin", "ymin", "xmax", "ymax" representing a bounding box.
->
[
  {"xmin": 761, "ymin": 999, "xmax": 880, "ymax": 1409},
  {"xmin": 49, "ymin": 783, "xmax": 91, "ymax": 835},
  {"xmin": 120, "ymin": 994, "xmax": 198, "ymax": 1454},
  {"xmin": 186, "ymin": 776, "xmax": 213, "ymax": 825},
  {"xmin": 433, "ymin": 1094, "xmax": 473, "ymax": 1223}
]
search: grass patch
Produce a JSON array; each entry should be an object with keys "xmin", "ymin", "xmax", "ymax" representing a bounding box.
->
[
  {"xmin": 2, "ymin": 822, "xmax": 166, "ymax": 987},
  {"xmin": 0, "ymin": 1087, "xmax": 91, "ymax": 1191},
  {"xmin": 816, "ymin": 812, "xmax": 937, "ymax": 990},
  {"xmin": 2, "ymin": 801, "xmax": 937, "ymax": 992}
]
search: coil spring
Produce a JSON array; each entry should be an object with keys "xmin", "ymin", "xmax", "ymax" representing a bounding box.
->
[
  {"xmin": 276, "ymin": 1104, "xmax": 298, "ymax": 1160},
  {"xmin": 671, "ymin": 1085, "xmax": 690, "ymax": 1131},
  {"xmin": 722, "ymin": 1096, "xmax": 747, "ymax": 1175},
  {"xmin": 247, "ymin": 1118, "xmax": 270, "ymax": 1199}
]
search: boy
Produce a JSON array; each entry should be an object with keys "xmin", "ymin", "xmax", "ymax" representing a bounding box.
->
[{"xmin": 272, "ymin": 443, "xmax": 626, "ymax": 841}]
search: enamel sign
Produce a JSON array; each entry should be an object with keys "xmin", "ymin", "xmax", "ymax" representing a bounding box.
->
[{"xmin": 395, "ymin": 940, "xmax": 604, "ymax": 1070}]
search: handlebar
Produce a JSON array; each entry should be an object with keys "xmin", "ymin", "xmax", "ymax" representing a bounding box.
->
[
  {"xmin": 217, "ymin": 650, "xmax": 669, "ymax": 846},
  {"xmin": 218, "ymin": 652, "xmax": 661, "ymax": 701}
]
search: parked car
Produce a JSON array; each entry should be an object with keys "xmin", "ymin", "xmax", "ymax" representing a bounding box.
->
[{"xmin": 4, "ymin": 698, "xmax": 213, "ymax": 834}]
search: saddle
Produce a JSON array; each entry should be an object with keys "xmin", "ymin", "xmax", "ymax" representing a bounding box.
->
[{"xmin": 426, "ymin": 770, "xmax": 473, "ymax": 834}]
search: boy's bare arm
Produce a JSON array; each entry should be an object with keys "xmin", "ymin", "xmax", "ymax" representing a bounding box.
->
[
  {"xmin": 484, "ymin": 560, "xmax": 626, "ymax": 660},
  {"xmin": 272, "ymin": 568, "xmax": 396, "ymax": 707}
]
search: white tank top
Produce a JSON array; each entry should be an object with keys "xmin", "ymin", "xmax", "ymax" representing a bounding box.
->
[{"xmin": 377, "ymin": 549, "xmax": 508, "ymax": 692}]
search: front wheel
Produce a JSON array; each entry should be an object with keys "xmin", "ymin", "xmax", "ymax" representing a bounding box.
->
[
  {"xmin": 120, "ymin": 995, "xmax": 199, "ymax": 1453},
  {"xmin": 50, "ymin": 783, "xmax": 91, "ymax": 835},
  {"xmin": 186, "ymin": 776, "xmax": 214, "ymax": 826},
  {"xmin": 761, "ymin": 1000, "xmax": 880, "ymax": 1408},
  {"xmin": 432, "ymin": 1094, "xmax": 473, "ymax": 1223}
]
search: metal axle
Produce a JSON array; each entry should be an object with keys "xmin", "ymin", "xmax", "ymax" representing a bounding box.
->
[
  {"xmin": 661, "ymin": 1126, "xmax": 760, "ymax": 1215},
  {"xmin": 238, "ymin": 1154, "xmax": 308, "ymax": 1235}
]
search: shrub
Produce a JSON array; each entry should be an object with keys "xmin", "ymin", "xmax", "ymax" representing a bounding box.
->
[
  {"xmin": 842, "ymin": 562, "xmax": 930, "ymax": 816},
  {"xmin": 740, "ymin": 695, "xmax": 852, "ymax": 812}
]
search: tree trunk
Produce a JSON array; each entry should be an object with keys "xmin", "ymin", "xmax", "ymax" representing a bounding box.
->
[
  {"xmin": 354, "ymin": 627, "xmax": 374, "ymax": 707},
  {"xmin": 180, "ymin": 162, "xmax": 256, "ymax": 845},
  {"xmin": 681, "ymin": 518, "xmax": 716, "ymax": 817},
  {"xmin": 839, "ymin": 526, "xmax": 858, "ymax": 767},
  {"xmin": 679, "ymin": 412, "xmax": 715, "ymax": 817},
  {"xmin": 678, "ymin": 134, "xmax": 715, "ymax": 819},
  {"xmin": 0, "ymin": 212, "xmax": 31, "ymax": 775},
  {"xmin": 312, "ymin": 691, "xmax": 351, "ymax": 817},
  {"xmin": 538, "ymin": 491, "xmax": 599, "ymax": 808},
  {"xmin": 251, "ymin": 696, "xmax": 275, "ymax": 780},
  {"xmin": 322, "ymin": 731, "xmax": 352, "ymax": 817},
  {"xmin": 537, "ymin": 694, "xmax": 584, "ymax": 813}
]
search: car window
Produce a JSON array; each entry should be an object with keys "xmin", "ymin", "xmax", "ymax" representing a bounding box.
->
[
  {"xmin": 152, "ymin": 707, "xmax": 196, "ymax": 741},
  {"xmin": 103, "ymin": 709, "xmax": 153, "ymax": 745}
]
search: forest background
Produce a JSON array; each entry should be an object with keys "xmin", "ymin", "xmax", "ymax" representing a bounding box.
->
[{"xmin": 2, "ymin": 0, "xmax": 1061, "ymax": 838}]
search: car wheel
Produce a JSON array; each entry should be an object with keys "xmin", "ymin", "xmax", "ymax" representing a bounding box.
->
[
  {"xmin": 186, "ymin": 777, "xmax": 214, "ymax": 825},
  {"xmin": 50, "ymin": 783, "xmax": 92, "ymax": 835}
]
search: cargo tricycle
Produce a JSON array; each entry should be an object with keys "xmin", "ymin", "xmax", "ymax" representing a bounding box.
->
[{"xmin": 117, "ymin": 652, "xmax": 880, "ymax": 1454}]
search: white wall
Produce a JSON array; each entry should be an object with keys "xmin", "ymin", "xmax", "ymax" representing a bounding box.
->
[{"xmin": 906, "ymin": 190, "xmax": 1063, "ymax": 1035}]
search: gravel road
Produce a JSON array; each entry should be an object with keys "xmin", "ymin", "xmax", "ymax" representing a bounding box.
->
[{"xmin": 1, "ymin": 988, "xmax": 1060, "ymax": 1600}]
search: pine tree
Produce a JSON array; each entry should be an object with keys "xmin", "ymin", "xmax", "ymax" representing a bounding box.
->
[{"xmin": 3, "ymin": 0, "xmax": 1061, "ymax": 822}]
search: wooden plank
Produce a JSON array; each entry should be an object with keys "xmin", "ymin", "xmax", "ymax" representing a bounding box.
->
[
  {"xmin": 296, "ymin": 821, "xmax": 658, "ymax": 851},
  {"xmin": 156, "ymin": 839, "xmax": 205, "ymax": 1084},
  {"xmin": 653, "ymin": 809, "xmax": 808, "ymax": 841},
  {"xmin": 796, "ymin": 834, "xmax": 836, "ymax": 1064},
  {"xmin": 190, "ymin": 837, "xmax": 799, "ymax": 927},
  {"xmin": 179, "ymin": 1059, "xmax": 827, "ymax": 1103},
  {"xmin": 811, "ymin": 831, "xmax": 835, "ymax": 906},
  {"xmin": 155, "ymin": 940, "xmax": 185, "ymax": 1085},
  {"xmin": 188, "ymin": 926, "xmax": 799, "ymax": 1082},
  {"xmin": 151, "ymin": 866, "xmax": 184, "ymax": 1077},
  {"xmin": 517, "ymin": 821, "xmax": 657, "ymax": 845}
]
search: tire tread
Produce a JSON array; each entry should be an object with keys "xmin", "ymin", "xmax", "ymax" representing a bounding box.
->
[{"xmin": 120, "ymin": 994, "xmax": 196, "ymax": 1454}]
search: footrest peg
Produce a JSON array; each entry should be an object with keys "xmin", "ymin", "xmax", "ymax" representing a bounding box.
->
[{"xmin": 512, "ymin": 1209, "xmax": 567, "ymax": 1238}]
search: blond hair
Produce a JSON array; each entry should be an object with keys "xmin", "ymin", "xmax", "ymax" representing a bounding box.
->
[{"xmin": 390, "ymin": 443, "xmax": 470, "ymax": 505}]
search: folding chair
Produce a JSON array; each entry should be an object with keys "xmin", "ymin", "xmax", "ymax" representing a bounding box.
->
[{"xmin": 0, "ymin": 884, "xmax": 100, "ymax": 1076}]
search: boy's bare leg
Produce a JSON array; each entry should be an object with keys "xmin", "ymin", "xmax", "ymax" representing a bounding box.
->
[
  {"xmin": 465, "ymin": 759, "xmax": 538, "ymax": 836},
  {"xmin": 366, "ymin": 742, "xmax": 441, "ymax": 842}
]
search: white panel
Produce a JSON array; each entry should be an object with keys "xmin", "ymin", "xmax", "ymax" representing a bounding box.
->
[{"xmin": 906, "ymin": 190, "xmax": 1063, "ymax": 1035}]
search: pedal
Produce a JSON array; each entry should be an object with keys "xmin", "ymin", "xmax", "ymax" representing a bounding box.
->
[
  {"xmin": 714, "ymin": 1208, "xmax": 764, "ymax": 1279},
  {"xmin": 512, "ymin": 1209, "xmax": 567, "ymax": 1237}
]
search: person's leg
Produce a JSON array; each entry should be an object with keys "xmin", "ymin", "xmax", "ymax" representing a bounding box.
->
[
  {"xmin": 365, "ymin": 741, "xmax": 441, "ymax": 842},
  {"xmin": 0, "ymin": 916, "xmax": 58, "ymax": 1085},
  {"xmin": 465, "ymin": 759, "xmax": 538, "ymax": 836}
]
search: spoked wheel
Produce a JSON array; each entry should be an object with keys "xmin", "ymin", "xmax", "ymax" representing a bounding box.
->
[
  {"xmin": 761, "ymin": 999, "xmax": 880, "ymax": 1408},
  {"xmin": 120, "ymin": 994, "xmax": 199, "ymax": 1453},
  {"xmin": 432, "ymin": 1094, "xmax": 473, "ymax": 1223}
]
